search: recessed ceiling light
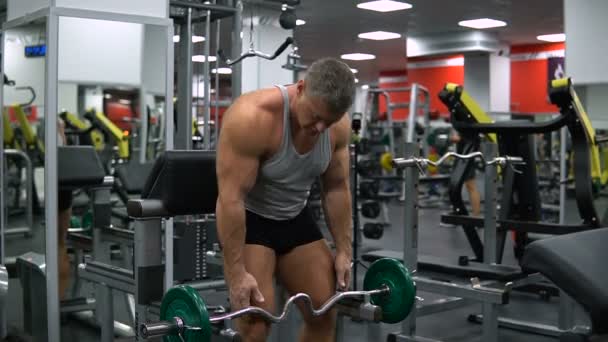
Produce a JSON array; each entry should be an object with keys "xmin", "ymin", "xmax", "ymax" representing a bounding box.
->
[
  {"xmin": 192, "ymin": 55, "xmax": 217, "ymax": 63},
  {"xmin": 341, "ymin": 53, "xmax": 376, "ymax": 61},
  {"xmin": 212, "ymin": 67, "xmax": 232, "ymax": 74},
  {"xmin": 357, "ymin": 0, "xmax": 412, "ymax": 13},
  {"xmin": 296, "ymin": 19, "xmax": 306, "ymax": 26},
  {"xmin": 173, "ymin": 35, "xmax": 206, "ymax": 43},
  {"xmin": 361, "ymin": 84, "xmax": 370, "ymax": 90},
  {"xmin": 537, "ymin": 33, "xmax": 565, "ymax": 42},
  {"xmin": 458, "ymin": 18, "xmax": 507, "ymax": 29},
  {"xmin": 355, "ymin": 78, "xmax": 359, "ymax": 83},
  {"xmin": 358, "ymin": 31, "xmax": 402, "ymax": 40},
  {"xmin": 350, "ymin": 68, "xmax": 358, "ymax": 74}
]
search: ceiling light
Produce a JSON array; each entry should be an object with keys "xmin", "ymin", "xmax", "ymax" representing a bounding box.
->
[
  {"xmin": 355, "ymin": 78, "xmax": 359, "ymax": 83},
  {"xmin": 192, "ymin": 55, "xmax": 217, "ymax": 63},
  {"xmin": 537, "ymin": 33, "xmax": 565, "ymax": 42},
  {"xmin": 350, "ymin": 68, "xmax": 358, "ymax": 74},
  {"xmin": 296, "ymin": 19, "xmax": 306, "ymax": 26},
  {"xmin": 173, "ymin": 35, "xmax": 206, "ymax": 43},
  {"xmin": 341, "ymin": 53, "xmax": 376, "ymax": 61},
  {"xmin": 212, "ymin": 68, "xmax": 232, "ymax": 74},
  {"xmin": 458, "ymin": 18, "xmax": 507, "ymax": 29},
  {"xmin": 358, "ymin": 31, "xmax": 402, "ymax": 40},
  {"xmin": 361, "ymin": 84, "xmax": 370, "ymax": 90},
  {"xmin": 357, "ymin": 0, "xmax": 412, "ymax": 13}
]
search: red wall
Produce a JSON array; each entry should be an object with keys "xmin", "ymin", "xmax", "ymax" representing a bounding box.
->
[
  {"xmin": 510, "ymin": 43, "xmax": 565, "ymax": 113},
  {"xmin": 376, "ymin": 43, "xmax": 565, "ymax": 117},
  {"xmin": 378, "ymin": 56, "xmax": 464, "ymax": 120}
]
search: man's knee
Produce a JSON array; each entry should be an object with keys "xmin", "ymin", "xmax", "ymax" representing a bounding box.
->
[{"xmin": 238, "ymin": 318, "xmax": 271, "ymax": 342}]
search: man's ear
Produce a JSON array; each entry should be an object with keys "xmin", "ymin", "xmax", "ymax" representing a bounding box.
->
[{"xmin": 296, "ymin": 79, "xmax": 305, "ymax": 95}]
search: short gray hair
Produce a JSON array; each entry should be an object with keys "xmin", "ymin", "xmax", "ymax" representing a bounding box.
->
[{"xmin": 305, "ymin": 58, "xmax": 356, "ymax": 115}]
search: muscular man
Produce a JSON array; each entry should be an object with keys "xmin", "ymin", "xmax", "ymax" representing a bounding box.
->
[{"xmin": 216, "ymin": 58, "xmax": 355, "ymax": 342}]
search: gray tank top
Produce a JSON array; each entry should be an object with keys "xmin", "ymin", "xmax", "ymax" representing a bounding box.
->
[{"xmin": 245, "ymin": 85, "xmax": 332, "ymax": 220}]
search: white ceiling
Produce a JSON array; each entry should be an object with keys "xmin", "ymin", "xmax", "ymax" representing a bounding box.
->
[{"xmin": 294, "ymin": 0, "xmax": 564, "ymax": 82}]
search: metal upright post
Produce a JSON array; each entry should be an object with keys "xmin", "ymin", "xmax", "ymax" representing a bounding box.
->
[
  {"xmin": 482, "ymin": 142, "xmax": 498, "ymax": 264},
  {"xmin": 45, "ymin": 10, "xmax": 61, "ymax": 342},
  {"xmin": 90, "ymin": 181, "xmax": 113, "ymax": 342},
  {"xmin": 165, "ymin": 23, "xmax": 176, "ymax": 294},
  {"xmin": 401, "ymin": 142, "xmax": 419, "ymax": 337},
  {"xmin": 481, "ymin": 142, "xmax": 499, "ymax": 342},
  {"xmin": 176, "ymin": 8, "xmax": 193, "ymax": 150},
  {"xmin": 139, "ymin": 84, "xmax": 148, "ymax": 163},
  {"xmin": 203, "ymin": 4, "xmax": 212, "ymax": 150},
  {"xmin": 231, "ymin": 0, "xmax": 243, "ymax": 99},
  {"xmin": 214, "ymin": 17, "xmax": 221, "ymax": 142},
  {"xmin": 406, "ymin": 84, "xmax": 419, "ymax": 144}
]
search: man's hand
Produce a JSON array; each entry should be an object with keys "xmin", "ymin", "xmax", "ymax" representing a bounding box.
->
[
  {"xmin": 334, "ymin": 252, "xmax": 352, "ymax": 291},
  {"xmin": 228, "ymin": 271, "xmax": 265, "ymax": 310}
]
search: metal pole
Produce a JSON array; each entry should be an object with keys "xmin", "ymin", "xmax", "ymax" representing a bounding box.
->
[
  {"xmin": 401, "ymin": 142, "xmax": 419, "ymax": 337},
  {"xmin": 482, "ymin": 142, "xmax": 498, "ymax": 264},
  {"xmin": 139, "ymin": 86, "xmax": 148, "ymax": 162},
  {"xmin": 45, "ymin": 10, "xmax": 61, "ymax": 342},
  {"xmin": 165, "ymin": 24, "xmax": 176, "ymax": 294},
  {"xmin": 231, "ymin": 0, "xmax": 243, "ymax": 99},
  {"xmin": 214, "ymin": 15, "xmax": 221, "ymax": 143},
  {"xmin": 177, "ymin": 8, "xmax": 193, "ymax": 150},
  {"xmin": 406, "ymin": 83, "xmax": 418, "ymax": 143},
  {"xmin": 203, "ymin": 4, "xmax": 212, "ymax": 150}
]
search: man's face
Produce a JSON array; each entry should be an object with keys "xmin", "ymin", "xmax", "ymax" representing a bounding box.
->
[{"xmin": 295, "ymin": 81, "xmax": 343, "ymax": 136}]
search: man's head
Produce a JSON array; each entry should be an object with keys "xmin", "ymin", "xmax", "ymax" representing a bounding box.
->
[{"xmin": 294, "ymin": 58, "xmax": 356, "ymax": 135}]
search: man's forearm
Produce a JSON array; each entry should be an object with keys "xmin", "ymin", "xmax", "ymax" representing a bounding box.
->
[
  {"xmin": 216, "ymin": 199, "xmax": 247, "ymax": 279},
  {"xmin": 322, "ymin": 187, "xmax": 353, "ymax": 257}
]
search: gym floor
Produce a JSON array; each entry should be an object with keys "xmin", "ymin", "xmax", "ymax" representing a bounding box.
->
[{"xmin": 4, "ymin": 179, "xmax": 603, "ymax": 341}]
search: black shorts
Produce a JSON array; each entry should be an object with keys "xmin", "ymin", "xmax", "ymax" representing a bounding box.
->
[{"xmin": 245, "ymin": 207, "xmax": 323, "ymax": 255}]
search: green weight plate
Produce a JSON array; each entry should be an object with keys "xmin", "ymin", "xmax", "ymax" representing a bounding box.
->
[
  {"xmin": 363, "ymin": 258, "xmax": 415, "ymax": 324},
  {"xmin": 160, "ymin": 285, "xmax": 211, "ymax": 342},
  {"xmin": 69, "ymin": 216, "xmax": 81, "ymax": 228},
  {"xmin": 82, "ymin": 211, "xmax": 93, "ymax": 230}
]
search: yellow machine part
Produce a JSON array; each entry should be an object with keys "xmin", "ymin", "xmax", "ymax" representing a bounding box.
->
[
  {"xmin": 62, "ymin": 111, "xmax": 105, "ymax": 151},
  {"xmin": 13, "ymin": 105, "xmax": 44, "ymax": 154},
  {"xmin": 93, "ymin": 111, "xmax": 130, "ymax": 159},
  {"xmin": 551, "ymin": 78, "xmax": 603, "ymax": 186},
  {"xmin": 445, "ymin": 83, "xmax": 497, "ymax": 143}
]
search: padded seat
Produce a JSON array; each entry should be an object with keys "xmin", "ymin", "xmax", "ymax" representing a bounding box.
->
[
  {"xmin": 521, "ymin": 228, "xmax": 608, "ymax": 334},
  {"xmin": 58, "ymin": 146, "xmax": 106, "ymax": 189},
  {"xmin": 115, "ymin": 161, "xmax": 154, "ymax": 194}
]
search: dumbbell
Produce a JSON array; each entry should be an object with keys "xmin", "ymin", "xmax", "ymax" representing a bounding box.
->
[
  {"xmin": 359, "ymin": 180, "xmax": 379, "ymax": 198},
  {"xmin": 140, "ymin": 258, "xmax": 416, "ymax": 342},
  {"xmin": 363, "ymin": 222, "xmax": 387, "ymax": 239},
  {"xmin": 361, "ymin": 201, "xmax": 381, "ymax": 219}
]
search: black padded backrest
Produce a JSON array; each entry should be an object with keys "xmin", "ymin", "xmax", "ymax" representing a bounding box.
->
[
  {"xmin": 115, "ymin": 161, "xmax": 154, "ymax": 194},
  {"xmin": 142, "ymin": 150, "xmax": 217, "ymax": 216},
  {"xmin": 521, "ymin": 228, "xmax": 608, "ymax": 333},
  {"xmin": 58, "ymin": 146, "xmax": 106, "ymax": 189}
]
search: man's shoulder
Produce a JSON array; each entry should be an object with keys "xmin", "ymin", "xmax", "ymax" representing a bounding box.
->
[{"xmin": 227, "ymin": 88, "xmax": 282, "ymax": 129}]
